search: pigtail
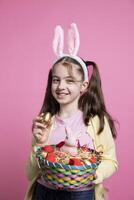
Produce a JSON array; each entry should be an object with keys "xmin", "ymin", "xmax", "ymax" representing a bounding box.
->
[{"xmin": 79, "ymin": 61, "xmax": 117, "ymax": 138}]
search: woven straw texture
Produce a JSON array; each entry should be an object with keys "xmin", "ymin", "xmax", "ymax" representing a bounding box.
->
[{"xmin": 36, "ymin": 147, "xmax": 101, "ymax": 189}]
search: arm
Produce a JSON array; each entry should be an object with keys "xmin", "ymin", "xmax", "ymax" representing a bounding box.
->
[
  {"xmin": 26, "ymin": 114, "xmax": 54, "ymax": 181},
  {"xmin": 26, "ymin": 137, "xmax": 41, "ymax": 181},
  {"xmin": 91, "ymin": 116, "xmax": 118, "ymax": 184}
]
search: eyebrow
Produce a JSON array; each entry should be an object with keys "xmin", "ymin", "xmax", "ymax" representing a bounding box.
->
[{"xmin": 52, "ymin": 75, "xmax": 74, "ymax": 79}]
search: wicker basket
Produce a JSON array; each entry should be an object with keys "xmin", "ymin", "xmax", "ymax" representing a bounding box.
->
[{"xmin": 36, "ymin": 147, "xmax": 101, "ymax": 189}]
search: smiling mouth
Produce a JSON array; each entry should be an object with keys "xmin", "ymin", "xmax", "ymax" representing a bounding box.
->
[
  {"xmin": 56, "ymin": 92, "xmax": 69, "ymax": 97},
  {"xmin": 56, "ymin": 93, "xmax": 68, "ymax": 95}
]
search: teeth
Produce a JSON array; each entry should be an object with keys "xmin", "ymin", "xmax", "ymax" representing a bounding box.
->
[
  {"xmin": 58, "ymin": 94, "xmax": 67, "ymax": 95},
  {"xmin": 57, "ymin": 93, "xmax": 68, "ymax": 95}
]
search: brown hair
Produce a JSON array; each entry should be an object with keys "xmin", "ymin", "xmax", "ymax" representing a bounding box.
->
[{"xmin": 39, "ymin": 57, "xmax": 117, "ymax": 138}]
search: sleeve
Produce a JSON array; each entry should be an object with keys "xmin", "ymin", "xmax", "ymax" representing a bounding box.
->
[
  {"xmin": 26, "ymin": 118, "xmax": 54, "ymax": 181},
  {"xmin": 26, "ymin": 137, "xmax": 41, "ymax": 181},
  {"xmin": 93, "ymin": 116, "xmax": 118, "ymax": 184}
]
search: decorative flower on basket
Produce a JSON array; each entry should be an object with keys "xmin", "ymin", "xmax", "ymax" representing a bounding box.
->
[{"xmin": 35, "ymin": 127, "xmax": 102, "ymax": 189}]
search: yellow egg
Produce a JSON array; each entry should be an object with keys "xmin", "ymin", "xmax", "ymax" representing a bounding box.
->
[{"xmin": 44, "ymin": 112, "xmax": 51, "ymax": 122}]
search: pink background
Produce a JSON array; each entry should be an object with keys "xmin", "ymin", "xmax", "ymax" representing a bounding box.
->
[{"xmin": 0, "ymin": 0, "xmax": 133, "ymax": 199}]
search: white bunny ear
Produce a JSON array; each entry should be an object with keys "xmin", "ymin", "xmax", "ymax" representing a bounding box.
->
[
  {"xmin": 53, "ymin": 25, "xmax": 64, "ymax": 57},
  {"xmin": 68, "ymin": 23, "xmax": 80, "ymax": 56}
]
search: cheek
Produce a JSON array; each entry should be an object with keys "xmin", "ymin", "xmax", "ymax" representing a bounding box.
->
[
  {"xmin": 51, "ymin": 83, "xmax": 56, "ymax": 89},
  {"xmin": 51, "ymin": 84, "xmax": 55, "ymax": 94},
  {"xmin": 51, "ymin": 84, "xmax": 59, "ymax": 96}
]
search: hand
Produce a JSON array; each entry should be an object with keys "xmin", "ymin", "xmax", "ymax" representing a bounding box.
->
[
  {"xmin": 92, "ymin": 172, "xmax": 103, "ymax": 184},
  {"xmin": 32, "ymin": 113, "xmax": 52, "ymax": 146}
]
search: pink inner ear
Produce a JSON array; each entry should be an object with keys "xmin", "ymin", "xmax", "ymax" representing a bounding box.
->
[
  {"xmin": 68, "ymin": 23, "xmax": 80, "ymax": 56},
  {"xmin": 68, "ymin": 29, "xmax": 75, "ymax": 55}
]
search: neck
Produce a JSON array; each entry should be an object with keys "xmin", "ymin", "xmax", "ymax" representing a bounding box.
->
[{"xmin": 58, "ymin": 101, "xmax": 79, "ymax": 118}]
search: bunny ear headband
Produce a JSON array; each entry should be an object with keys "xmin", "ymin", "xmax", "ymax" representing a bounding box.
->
[{"xmin": 52, "ymin": 23, "xmax": 92, "ymax": 82}]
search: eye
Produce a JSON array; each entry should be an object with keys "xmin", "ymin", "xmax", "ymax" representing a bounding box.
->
[
  {"xmin": 52, "ymin": 78, "xmax": 60, "ymax": 83},
  {"xmin": 66, "ymin": 79, "xmax": 75, "ymax": 84}
]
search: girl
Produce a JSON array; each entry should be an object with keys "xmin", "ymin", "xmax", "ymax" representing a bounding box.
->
[{"xmin": 25, "ymin": 24, "xmax": 118, "ymax": 200}]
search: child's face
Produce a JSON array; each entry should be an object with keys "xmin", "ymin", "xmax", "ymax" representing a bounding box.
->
[{"xmin": 51, "ymin": 63, "xmax": 88, "ymax": 107}]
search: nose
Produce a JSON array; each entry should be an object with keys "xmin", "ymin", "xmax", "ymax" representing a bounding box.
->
[{"xmin": 57, "ymin": 80, "xmax": 66, "ymax": 89}]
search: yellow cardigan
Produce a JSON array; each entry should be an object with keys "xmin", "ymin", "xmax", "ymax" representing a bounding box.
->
[{"xmin": 24, "ymin": 115, "xmax": 118, "ymax": 200}]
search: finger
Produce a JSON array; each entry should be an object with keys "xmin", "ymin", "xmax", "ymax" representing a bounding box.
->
[
  {"xmin": 33, "ymin": 114, "xmax": 44, "ymax": 121},
  {"xmin": 34, "ymin": 133, "xmax": 42, "ymax": 141},
  {"xmin": 34, "ymin": 122, "xmax": 46, "ymax": 129},
  {"xmin": 33, "ymin": 118, "xmax": 42, "ymax": 124},
  {"xmin": 39, "ymin": 113, "xmax": 44, "ymax": 117},
  {"xmin": 33, "ymin": 128, "xmax": 42, "ymax": 134}
]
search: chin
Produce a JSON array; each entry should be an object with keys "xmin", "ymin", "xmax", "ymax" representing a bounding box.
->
[
  {"xmin": 57, "ymin": 100, "xmax": 69, "ymax": 105},
  {"xmin": 54, "ymin": 97, "xmax": 69, "ymax": 104}
]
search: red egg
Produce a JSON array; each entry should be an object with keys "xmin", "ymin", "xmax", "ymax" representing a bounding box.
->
[{"xmin": 42, "ymin": 145, "xmax": 54, "ymax": 153}]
